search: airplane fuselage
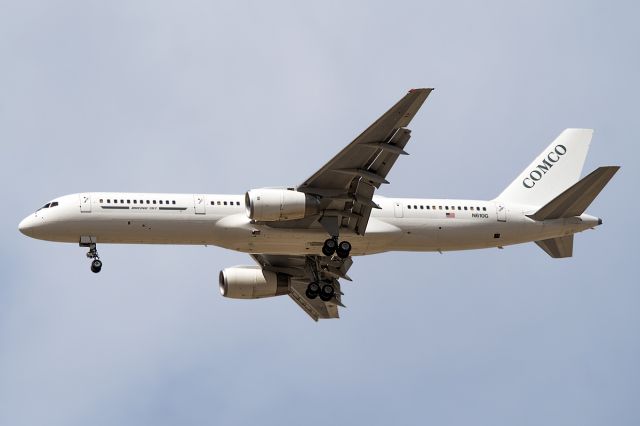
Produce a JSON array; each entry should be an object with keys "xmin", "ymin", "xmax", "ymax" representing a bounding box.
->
[{"xmin": 18, "ymin": 192, "xmax": 600, "ymax": 256}]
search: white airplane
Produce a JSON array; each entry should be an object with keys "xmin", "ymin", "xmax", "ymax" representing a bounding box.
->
[{"xmin": 19, "ymin": 89, "xmax": 619, "ymax": 320}]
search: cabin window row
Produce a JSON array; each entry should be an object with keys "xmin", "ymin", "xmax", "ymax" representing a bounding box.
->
[
  {"xmin": 210, "ymin": 201, "xmax": 241, "ymax": 206},
  {"xmin": 407, "ymin": 204, "xmax": 487, "ymax": 211},
  {"xmin": 99, "ymin": 198, "xmax": 177, "ymax": 205}
]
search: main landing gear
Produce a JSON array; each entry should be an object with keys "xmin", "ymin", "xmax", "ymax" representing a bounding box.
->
[
  {"xmin": 306, "ymin": 281, "xmax": 336, "ymax": 302},
  {"xmin": 322, "ymin": 238, "xmax": 351, "ymax": 259},
  {"xmin": 85, "ymin": 243, "xmax": 103, "ymax": 273}
]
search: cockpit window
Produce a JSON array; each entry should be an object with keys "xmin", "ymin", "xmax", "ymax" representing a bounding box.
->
[
  {"xmin": 50, "ymin": 202, "xmax": 58, "ymax": 207},
  {"xmin": 37, "ymin": 203, "xmax": 51, "ymax": 211}
]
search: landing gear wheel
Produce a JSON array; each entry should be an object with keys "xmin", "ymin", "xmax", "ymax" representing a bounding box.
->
[
  {"xmin": 336, "ymin": 240, "xmax": 352, "ymax": 259},
  {"xmin": 322, "ymin": 238, "xmax": 337, "ymax": 256},
  {"xmin": 90, "ymin": 259, "xmax": 103, "ymax": 273},
  {"xmin": 305, "ymin": 282, "xmax": 320, "ymax": 299},
  {"xmin": 319, "ymin": 284, "xmax": 335, "ymax": 301}
]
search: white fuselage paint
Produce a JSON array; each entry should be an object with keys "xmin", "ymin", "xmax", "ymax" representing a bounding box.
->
[{"xmin": 18, "ymin": 192, "xmax": 600, "ymax": 256}]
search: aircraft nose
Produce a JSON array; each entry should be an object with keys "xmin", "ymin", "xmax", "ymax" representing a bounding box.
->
[{"xmin": 18, "ymin": 215, "xmax": 37, "ymax": 237}]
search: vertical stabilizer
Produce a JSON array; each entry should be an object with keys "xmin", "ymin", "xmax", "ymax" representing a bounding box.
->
[{"xmin": 496, "ymin": 129, "xmax": 592, "ymax": 206}]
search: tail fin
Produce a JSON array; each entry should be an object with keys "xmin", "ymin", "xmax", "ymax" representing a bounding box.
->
[
  {"xmin": 496, "ymin": 129, "xmax": 593, "ymax": 206},
  {"xmin": 527, "ymin": 166, "xmax": 620, "ymax": 221}
]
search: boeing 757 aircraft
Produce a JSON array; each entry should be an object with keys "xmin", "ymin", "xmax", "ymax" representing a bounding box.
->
[{"xmin": 18, "ymin": 89, "xmax": 619, "ymax": 320}]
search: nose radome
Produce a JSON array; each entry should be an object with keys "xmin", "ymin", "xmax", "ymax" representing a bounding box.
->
[{"xmin": 18, "ymin": 215, "xmax": 35, "ymax": 236}]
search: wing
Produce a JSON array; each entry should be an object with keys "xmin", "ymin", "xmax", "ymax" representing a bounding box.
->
[
  {"xmin": 251, "ymin": 253, "xmax": 353, "ymax": 321},
  {"xmin": 297, "ymin": 88, "xmax": 433, "ymax": 235}
]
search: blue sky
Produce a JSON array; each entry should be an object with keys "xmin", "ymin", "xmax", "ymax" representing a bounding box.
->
[{"xmin": 1, "ymin": 1, "xmax": 638, "ymax": 425}]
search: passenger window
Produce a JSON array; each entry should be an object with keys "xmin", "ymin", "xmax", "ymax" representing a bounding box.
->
[
  {"xmin": 100, "ymin": 199, "xmax": 104, "ymax": 203},
  {"xmin": 236, "ymin": 201, "xmax": 240, "ymax": 206},
  {"xmin": 114, "ymin": 199, "xmax": 118, "ymax": 204},
  {"xmin": 146, "ymin": 200, "xmax": 150, "ymax": 204},
  {"xmin": 172, "ymin": 200, "xmax": 176, "ymax": 205},
  {"xmin": 445, "ymin": 206, "xmax": 449, "ymax": 210},
  {"xmin": 127, "ymin": 200, "xmax": 130, "ymax": 204},
  {"xmin": 153, "ymin": 200, "xmax": 156, "ymax": 204},
  {"xmin": 211, "ymin": 201, "xmax": 215, "ymax": 205},
  {"xmin": 483, "ymin": 207, "xmax": 487, "ymax": 211},
  {"xmin": 407, "ymin": 205, "xmax": 411, "ymax": 209},
  {"xmin": 470, "ymin": 207, "xmax": 474, "ymax": 210},
  {"xmin": 159, "ymin": 200, "xmax": 163, "ymax": 204},
  {"xmin": 476, "ymin": 206, "xmax": 480, "ymax": 210},
  {"xmin": 166, "ymin": 201, "xmax": 169, "ymax": 205},
  {"xmin": 464, "ymin": 206, "xmax": 468, "ymax": 210},
  {"xmin": 457, "ymin": 206, "xmax": 461, "ymax": 210},
  {"xmin": 120, "ymin": 200, "xmax": 124, "ymax": 204},
  {"xmin": 133, "ymin": 200, "xmax": 137, "ymax": 204},
  {"xmin": 224, "ymin": 201, "xmax": 228, "ymax": 206},
  {"xmin": 438, "ymin": 206, "xmax": 442, "ymax": 210},
  {"xmin": 420, "ymin": 205, "xmax": 424, "ymax": 209},
  {"xmin": 107, "ymin": 199, "xmax": 110, "ymax": 203},
  {"xmin": 217, "ymin": 201, "xmax": 221, "ymax": 205},
  {"xmin": 426, "ymin": 206, "xmax": 430, "ymax": 210}
]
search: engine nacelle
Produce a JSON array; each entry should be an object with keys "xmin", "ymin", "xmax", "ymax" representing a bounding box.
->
[
  {"xmin": 245, "ymin": 188, "xmax": 319, "ymax": 221},
  {"xmin": 219, "ymin": 266, "xmax": 290, "ymax": 299}
]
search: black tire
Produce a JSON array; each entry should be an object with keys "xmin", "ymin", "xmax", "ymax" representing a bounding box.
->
[
  {"xmin": 338, "ymin": 241, "xmax": 351, "ymax": 252},
  {"xmin": 306, "ymin": 282, "xmax": 320, "ymax": 299},
  {"xmin": 336, "ymin": 241, "xmax": 352, "ymax": 258},
  {"xmin": 319, "ymin": 284, "xmax": 335, "ymax": 301},
  {"xmin": 90, "ymin": 259, "xmax": 102, "ymax": 273},
  {"xmin": 322, "ymin": 238, "xmax": 337, "ymax": 256}
]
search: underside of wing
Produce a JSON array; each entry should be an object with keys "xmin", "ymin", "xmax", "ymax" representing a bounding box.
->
[
  {"xmin": 251, "ymin": 253, "xmax": 352, "ymax": 321},
  {"xmin": 297, "ymin": 88, "xmax": 433, "ymax": 236}
]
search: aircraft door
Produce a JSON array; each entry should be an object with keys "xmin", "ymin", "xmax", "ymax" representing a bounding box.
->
[
  {"xmin": 394, "ymin": 201, "xmax": 403, "ymax": 218},
  {"xmin": 194, "ymin": 195, "xmax": 206, "ymax": 214},
  {"xmin": 496, "ymin": 202, "xmax": 506, "ymax": 222},
  {"xmin": 80, "ymin": 193, "xmax": 92, "ymax": 213}
]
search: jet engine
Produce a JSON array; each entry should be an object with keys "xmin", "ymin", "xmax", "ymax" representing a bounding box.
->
[
  {"xmin": 245, "ymin": 188, "xmax": 319, "ymax": 221},
  {"xmin": 219, "ymin": 265, "xmax": 290, "ymax": 299}
]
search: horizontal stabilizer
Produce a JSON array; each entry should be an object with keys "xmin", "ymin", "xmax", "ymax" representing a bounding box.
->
[
  {"xmin": 527, "ymin": 166, "xmax": 620, "ymax": 221},
  {"xmin": 535, "ymin": 235, "xmax": 574, "ymax": 258}
]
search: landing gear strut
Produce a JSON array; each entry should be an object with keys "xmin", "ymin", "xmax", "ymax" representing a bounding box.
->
[
  {"xmin": 85, "ymin": 243, "xmax": 102, "ymax": 273},
  {"xmin": 304, "ymin": 256, "xmax": 337, "ymax": 302},
  {"xmin": 322, "ymin": 238, "xmax": 351, "ymax": 259}
]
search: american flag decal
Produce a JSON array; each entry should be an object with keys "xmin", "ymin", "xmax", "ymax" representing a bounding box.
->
[{"xmin": 446, "ymin": 212, "xmax": 456, "ymax": 218}]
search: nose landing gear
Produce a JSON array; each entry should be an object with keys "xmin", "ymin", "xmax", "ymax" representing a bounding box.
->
[{"xmin": 84, "ymin": 243, "xmax": 102, "ymax": 273}]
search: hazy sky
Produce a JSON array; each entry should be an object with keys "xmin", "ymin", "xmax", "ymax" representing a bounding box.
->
[{"xmin": 1, "ymin": 1, "xmax": 638, "ymax": 425}]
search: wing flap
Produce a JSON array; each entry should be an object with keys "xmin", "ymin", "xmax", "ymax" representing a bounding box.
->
[{"xmin": 289, "ymin": 281, "xmax": 340, "ymax": 321}]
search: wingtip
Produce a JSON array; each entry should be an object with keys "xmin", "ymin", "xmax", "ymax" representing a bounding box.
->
[{"xmin": 408, "ymin": 87, "xmax": 434, "ymax": 93}]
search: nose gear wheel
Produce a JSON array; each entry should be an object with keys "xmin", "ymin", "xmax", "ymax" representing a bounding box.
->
[{"xmin": 83, "ymin": 242, "xmax": 103, "ymax": 273}]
